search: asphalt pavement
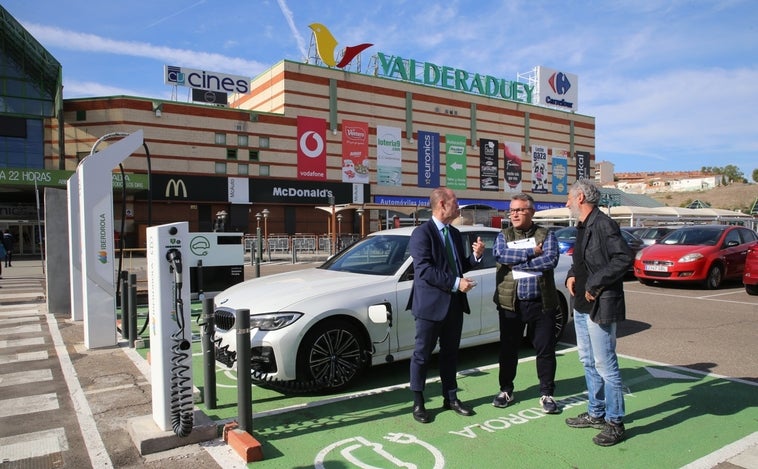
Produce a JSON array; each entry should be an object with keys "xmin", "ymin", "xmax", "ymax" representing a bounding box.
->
[{"xmin": 1, "ymin": 255, "xmax": 757, "ymax": 468}]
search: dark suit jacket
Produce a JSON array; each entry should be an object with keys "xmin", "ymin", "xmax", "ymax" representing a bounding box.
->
[{"xmin": 407, "ymin": 219, "xmax": 479, "ymax": 320}]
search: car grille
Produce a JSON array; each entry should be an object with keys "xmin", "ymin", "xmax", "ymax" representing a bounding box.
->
[
  {"xmin": 214, "ymin": 308, "xmax": 236, "ymax": 331},
  {"xmin": 642, "ymin": 260, "xmax": 674, "ymax": 267}
]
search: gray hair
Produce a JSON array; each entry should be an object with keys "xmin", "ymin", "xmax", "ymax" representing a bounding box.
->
[
  {"xmin": 511, "ymin": 193, "xmax": 535, "ymax": 209},
  {"xmin": 570, "ymin": 179, "xmax": 601, "ymax": 205}
]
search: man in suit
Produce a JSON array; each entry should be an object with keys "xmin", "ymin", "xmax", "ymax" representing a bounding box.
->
[{"xmin": 408, "ymin": 187, "xmax": 485, "ymax": 423}]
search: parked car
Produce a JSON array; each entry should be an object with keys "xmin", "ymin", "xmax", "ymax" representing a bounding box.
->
[
  {"xmin": 212, "ymin": 226, "xmax": 571, "ymax": 393},
  {"xmin": 621, "ymin": 226, "xmax": 646, "ymax": 237},
  {"xmin": 554, "ymin": 225, "xmax": 645, "ymax": 260},
  {"xmin": 633, "ymin": 224, "xmax": 758, "ymax": 289},
  {"xmin": 635, "ymin": 226, "xmax": 680, "ymax": 246},
  {"xmin": 743, "ymin": 242, "xmax": 758, "ymax": 295}
]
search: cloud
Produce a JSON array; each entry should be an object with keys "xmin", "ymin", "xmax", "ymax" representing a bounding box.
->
[
  {"xmin": 23, "ymin": 23, "xmax": 267, "ymax": 77},
  {"xmin": 276, "ymin": 0, "xmax": 308, "ymax": 61}
]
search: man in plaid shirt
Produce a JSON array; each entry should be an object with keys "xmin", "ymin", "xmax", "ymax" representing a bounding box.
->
[{"xmin": 491, "ymin": 193, "xmax": 561, "ymax": 414}]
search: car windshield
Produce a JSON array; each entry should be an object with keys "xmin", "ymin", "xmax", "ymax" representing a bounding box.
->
[
  {"xmin": 555, "ymin": 227, "xmax": 577, "ymax": 241},
  {"xmin": 660, "ymin": 227, "xmax": 725, "ymax": 246},
  {"xmin": 319, "ymin": 235, "xmax": 410, "ymax": 275}
]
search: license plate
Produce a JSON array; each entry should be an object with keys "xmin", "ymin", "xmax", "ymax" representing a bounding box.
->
[{"xmin": 645, "ymin": 264, "xmax": 668, "ymax": 272}]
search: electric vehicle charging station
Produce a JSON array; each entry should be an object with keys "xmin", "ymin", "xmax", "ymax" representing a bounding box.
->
[
  {"xmin": 146, "ymin": 221, "xmax": 194, "ymax": 435},
  {"xmin": 70, "ymin": 130, "xmax": 144, "ymax": 349},
  {"xmin": 185, "ymin": 232, "xmax": 245, "ymax": 299}
]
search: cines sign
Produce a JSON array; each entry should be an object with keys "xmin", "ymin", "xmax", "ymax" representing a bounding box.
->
[
  {"xmin": 376, "ymin": 52, "xmax": 534, "ymax": 104},
  {"xmin": 164, "ymin": 65, "xmax": 250, "ymax": 94}
]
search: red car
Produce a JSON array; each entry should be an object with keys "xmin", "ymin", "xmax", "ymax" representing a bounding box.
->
[
  {"xmin": 634, "ymin": 225, "xmax": 758, "ymax": 289},
  {"xmin": 743, "ymin": 243, "xmax": 758, "ymax": 295}
]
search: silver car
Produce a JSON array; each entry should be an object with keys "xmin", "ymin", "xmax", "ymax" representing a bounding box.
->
[{"xmin": 213, "ymin": 226, "xmax": 571, "ymax": 393}]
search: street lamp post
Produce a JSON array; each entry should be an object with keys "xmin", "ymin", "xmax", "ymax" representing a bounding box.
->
[
  {"xmin": 254, "ymin": 212, "xmax": 261, "ymax": 277},
  {"xmin": 262, "ymin": 208, "xmax": 270, "ymax": 262},
  {"xmin": 215, "ymin": 210, "xmax": 227, "ymax": 232},
  {"xmin": 356, "ymin": 207, "xmax": 365, "ymax": 237},
  {"xmin": 328, "ymin": 196, "xmax": 336, "ymax": 255},
  {"xmin": 337, "ymin": 213, "xmax": 343, "ymax": 252}
]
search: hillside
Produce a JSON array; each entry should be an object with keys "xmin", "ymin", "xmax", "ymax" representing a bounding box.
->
[{"xmin": 647, "ymin": 182, "xmax": 758, "ymax": 213}]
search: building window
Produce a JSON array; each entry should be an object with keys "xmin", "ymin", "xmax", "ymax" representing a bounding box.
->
[
  {"xmin": 215, "ymin": 133, "xmax": 226, "ymax": 145},
  {"xmin": 250, "ymin": 149, "xmax": 259, "ymax": 161},
  {"xmin": 260, "ymin": 164, "xmax": 270, "ymax": 177},
  {"xmin": 76, "ymin": 110, "xmax": 86, "ymax": 121},
  {"xmin": 227, "ymin": 148, "xmax": 237, "ymax": 160},
  {"xmin": 259, "ymin": 136, "xmax": 270, "ymax": 148},
  {"xmin": 238, "ymin": 163, "xmax": 249, "ymax": 175},
  {"xmin": 215, "ymin": 162, "xmax": 227, "ymax": 174},
  {"xmin": 238, "ymin": 134, "xmax": 248, "ymax": 147}
]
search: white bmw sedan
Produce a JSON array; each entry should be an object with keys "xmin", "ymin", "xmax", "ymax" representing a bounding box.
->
[{"xmin": 213, "ymin": 226, "xmax": 571, "ymax": 393}]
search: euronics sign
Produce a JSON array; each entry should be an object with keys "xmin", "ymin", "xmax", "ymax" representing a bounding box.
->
[
  {"xmin": 376, "ymin": 52, "xmax": 535, "ymax": 104},
  {"xmin": 164, "ymin": 65, "xmax": 251, "ymax": 94},
  {"xmin": 0, "ymin": 167, "xmax": 149, "ymax": 190}
]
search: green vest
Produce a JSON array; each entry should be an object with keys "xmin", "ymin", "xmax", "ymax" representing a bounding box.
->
[{"xmin": 493, "ymin": 224, "xmax": 559, "ymax": 313}]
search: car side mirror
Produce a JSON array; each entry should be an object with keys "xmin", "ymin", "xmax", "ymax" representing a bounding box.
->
[{"xmin": 368, "ymin": 302, "xmax": 392, "ymax": 326}]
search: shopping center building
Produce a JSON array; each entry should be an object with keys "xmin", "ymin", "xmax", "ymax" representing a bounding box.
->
[{"xmin": 1, "ymin": 7, "xmax": 595, "ymax": 253}]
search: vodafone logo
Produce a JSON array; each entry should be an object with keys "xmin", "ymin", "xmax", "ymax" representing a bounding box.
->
[{"xmin": 299, "ymin": 131, "xmax": 324, "ymax": 158}]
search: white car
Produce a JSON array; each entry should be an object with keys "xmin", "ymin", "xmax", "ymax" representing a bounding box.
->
[{"xmin": 213, "ymin": 226, "xmax": 571, "ymax": 393}]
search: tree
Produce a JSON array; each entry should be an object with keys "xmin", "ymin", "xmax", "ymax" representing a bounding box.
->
[
  {"xmin": 722, "ymin": 165, "xmax": 745, "ymax": 183},
  {"xmin": 752, "ymin": 168, "xmax": 758, "ymax": 183}
]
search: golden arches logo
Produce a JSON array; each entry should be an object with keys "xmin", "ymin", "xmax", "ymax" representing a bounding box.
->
[
  {"xmin": 309, "ymin": 23, "xmax": 373, "ymax": 68},
  {"xmin": 165, "ymin": 179, "xmax": 188, "ymax": 198}
]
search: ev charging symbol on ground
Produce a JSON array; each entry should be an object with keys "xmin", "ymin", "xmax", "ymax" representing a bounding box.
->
[{"xmin": 314, "ymin": 433, "xmax": 444, "ymax": 469}]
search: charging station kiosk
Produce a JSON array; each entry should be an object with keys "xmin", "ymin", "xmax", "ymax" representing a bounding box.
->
[
  {"xmin": 185, "ymin": 232, "xmax": 245, "ymax": 298},
  {"xmin": 146, "ymin": 222, "xmax": 194, "ymax": 435}
]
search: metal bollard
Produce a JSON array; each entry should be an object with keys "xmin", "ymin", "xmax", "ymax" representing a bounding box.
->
[
  {"xmin": 120, "ymin": 271, "xmax": 129, "ymax": 340},
  {"xmin": 128, "ymin": 273, "xmax": 138, "ymax": 348},
  {"xmin": 291, "ymin": 246, "xmax": 297, "ymax": 264},
  {"xmin": 201, "ymin": 297, "xmax": 217, "ymax": 409},
  {"xmin": 236, "ymin": 308, "xmax": 252, "ymax": 433}
]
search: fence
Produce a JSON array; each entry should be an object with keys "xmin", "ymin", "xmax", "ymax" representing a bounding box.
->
[{"xmin": 243, "ymin": 233, "xmax": 360, "ymax": 257}]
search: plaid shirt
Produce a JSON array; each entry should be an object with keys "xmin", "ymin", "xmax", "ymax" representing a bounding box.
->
[{"xmin": 492, "ymin": 229, "xmax": 559, "ymax": 300}]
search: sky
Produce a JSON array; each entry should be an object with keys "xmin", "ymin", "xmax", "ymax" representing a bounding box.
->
[{"xmin": 4, "ymin": 0, "xmax": 757, "ymax": 179}]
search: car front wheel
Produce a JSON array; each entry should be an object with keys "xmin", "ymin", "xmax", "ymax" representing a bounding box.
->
[
  {"xmin": 705, "ymin": 264, "xmax": 723, "ymax": 289},
  {"xmin": 296, "ymin": 319, "xmax": 368, "ymax": 392},
  {"xmin": 746, "ymin": 284, "xmax": 758, "ymax": 295}
]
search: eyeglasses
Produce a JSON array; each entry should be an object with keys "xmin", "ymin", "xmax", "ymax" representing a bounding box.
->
[{"xmin": 509, "ymin": 208, "xmax": 532, "ymax": 214}]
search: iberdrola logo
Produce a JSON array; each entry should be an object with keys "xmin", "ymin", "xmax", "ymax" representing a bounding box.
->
[
  {"xmin": 97, "ymin": 250, "xmax": 108, "ymax": 264},
  {"xmin": 309, "ymin": 23, "xmax": 373, "ymax": 68}
]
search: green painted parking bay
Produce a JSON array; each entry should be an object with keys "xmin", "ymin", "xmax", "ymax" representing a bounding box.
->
[{"xmin": 193, "ymin": 346, "xmax": 758, "ymax": 468}]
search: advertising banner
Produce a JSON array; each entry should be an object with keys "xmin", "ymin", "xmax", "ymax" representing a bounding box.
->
[
  {"xmin": 503, "ymin": 141, "xmax": 523, "ymax": 193},
  {"xmin": 297, "ymin": 116, "xmax": 327, "ymax": 181},
  {"xmin": 536, "ymin": 66, "xmax": 579, "ymax": 112},
  {"xmin": 417, "ymin": 131, "xmax": 440, "ymax": 188},
  {"xmin": 341, "ymin": 120, "xmax": 369, "ymax": 184},
  {"xmin": 376, "ymin": 125, "xmax": 402, "ymax": 186},
  {"xmin": 531, "ymin": 144, "xmax": 548, "ymax": 194},
  {"xmin": 576, "ymin": 151, "xmax": 590, "ymax": 180},
  {"xmin": 552, "ymin": 149, "xmax": 568, "ymax": 195},
  {"xmin": 479, "ymin": 138, "xmax": 499, "ymax": 191},
  {"xmin": 445, "ymin": 134, "xmax": 467, "ymax": 190},
  {"xmin": 228, "ymin": 177, "xmax": 249, "ymax": 203}
]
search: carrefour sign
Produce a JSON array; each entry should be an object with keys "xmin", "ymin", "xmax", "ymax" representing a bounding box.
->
[
  {"xmin": 164, "ymin": 65, "xmax": 250, "ymax": 94},
  {"xmin": 376, "ymin": 52, "xmax": 534, "ymax": 104}
]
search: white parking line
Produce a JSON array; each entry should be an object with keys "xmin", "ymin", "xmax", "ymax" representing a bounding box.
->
[
  {"xmin": 0, "ymin": 368, "xmax": 53, "ymax": 387},
  {"xmin": 46, "ymin": 313, "xmax": 113, "ymax": 468},
  {"xmin": 625, "ymin": 288, "xmax": 758, "ymax": 306},
  {"xmin": 0, "ymin": 337, "xmax": 45, "ymax": 348},
  {"xmin": 0, "ymin": 323, "xmax": 42, "ymax": 336},
  {"xmin": 0, "ymin": 393, "xmax": 58, "ymax": 418},
  {"xmin": 0, "ymin": 350, "xmax": 48, "ymax": 364},
  {"xmin": 0, "ymin": 428, "xmax": 68, "ymax": 463}
]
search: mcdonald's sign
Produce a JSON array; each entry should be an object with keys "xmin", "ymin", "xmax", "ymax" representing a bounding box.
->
[{"xmin": 165, "ymin": 179, "xmax": 188, "ymax": 198}]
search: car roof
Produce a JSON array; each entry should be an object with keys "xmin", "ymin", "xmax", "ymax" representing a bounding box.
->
[{"xmin": 367, "ymin": 225, "xmax": 501, "ymax": 237}]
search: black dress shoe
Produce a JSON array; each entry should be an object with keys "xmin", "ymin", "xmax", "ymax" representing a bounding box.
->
[
  {"xmin": 412, "ymin": 404, "xmax": 431, "ymax": 423},
  {"xmin": 443, "ymin": 399, "xmax": 474, "ymax": 416}
]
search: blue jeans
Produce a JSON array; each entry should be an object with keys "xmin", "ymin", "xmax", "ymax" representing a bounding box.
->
[{"xmin": 573, "ymin": 311, "xmax": 625, "ymax": 423}]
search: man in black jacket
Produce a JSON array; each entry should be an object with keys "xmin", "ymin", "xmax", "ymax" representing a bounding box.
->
[{"xmin": 564, "ymin": 179, "xmax": 633, "ymax": 447}]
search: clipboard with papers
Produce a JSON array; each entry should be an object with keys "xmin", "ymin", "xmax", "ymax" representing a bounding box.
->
[{"xmin": 506, "ymin": 237, "xmax": 542, "ymax": 279}]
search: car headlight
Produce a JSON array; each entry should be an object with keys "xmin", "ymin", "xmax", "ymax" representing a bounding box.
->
[
  {"xmin": 678, "ymin": 253, "xmax": 704, "ymax": 263},
  {"xmin": 635, "ymin": 250, "xmax": 644, "ymax": 260},
  {"xmin": 250, "ymin": 312, "xmax": 303, "ymax": 331}
]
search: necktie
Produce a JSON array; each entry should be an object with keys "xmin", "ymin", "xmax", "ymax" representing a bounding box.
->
[{"xmin": 442, "ymin": 226, "xmax": 458, "ymax": 275}]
